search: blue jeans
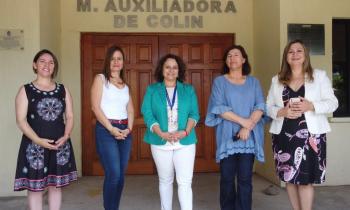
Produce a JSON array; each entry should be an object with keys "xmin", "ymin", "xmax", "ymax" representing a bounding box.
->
[
  {"xmin": 95, "ymin": 121, "xmax": 132, "ymax": 210},
  {"xmin": 220, "ymin": 153, "xmax": 255, "ymax": 210}
]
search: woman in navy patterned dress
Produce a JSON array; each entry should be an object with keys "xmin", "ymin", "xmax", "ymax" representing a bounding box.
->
[
  {"xmin": 14, "ymin": 49, "xmax": 77, "ymax": 210},
  {"xmin": 266, "ymin": 40, "xmax": 338, "ymax": 210}
]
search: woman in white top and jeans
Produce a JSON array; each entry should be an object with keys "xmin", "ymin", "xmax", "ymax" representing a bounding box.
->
[{"xmin": 91, "ymin": 45, "xmax": 134, "ymax": 210}]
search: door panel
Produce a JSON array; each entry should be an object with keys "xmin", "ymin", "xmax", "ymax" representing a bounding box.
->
[
  {"xmin": 82, "ymin": 34, "xmax": 158, "ymax": 175},
  {"xmin": 82, "ymin": 33, "xmax": 233, "ymax": 175},
  {"xmin": 159, "ymin": 34, "xmax": 233, "ymax": 172}
]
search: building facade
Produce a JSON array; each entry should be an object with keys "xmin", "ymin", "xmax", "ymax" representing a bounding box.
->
[{"xmin": 1, "ymin": 0, "xmax": 350, "ymax": 196}]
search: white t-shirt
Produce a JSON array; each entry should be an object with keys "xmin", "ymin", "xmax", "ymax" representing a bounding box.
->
[{"xmin": 100, "ymin": 74, "xmax": 129, "ymax": 120}]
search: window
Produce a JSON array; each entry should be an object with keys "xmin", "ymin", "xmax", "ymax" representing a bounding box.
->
[
  {"xmin": 332, "ymin": 19, "xmax": 350, "ymax": 117},
  {"xmin": 288, "ymin": 24, "xmax": 325, "ymax": 55}
]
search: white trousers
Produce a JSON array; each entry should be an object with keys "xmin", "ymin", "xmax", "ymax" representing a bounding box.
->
[{"xmin": 151, "ymin": 144, "xmax": 196, "ymax": 210}]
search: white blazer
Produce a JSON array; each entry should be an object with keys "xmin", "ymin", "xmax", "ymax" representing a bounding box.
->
[{"xmin": 267, "ymin": 69, "xmax": 338, "ymax": 134}]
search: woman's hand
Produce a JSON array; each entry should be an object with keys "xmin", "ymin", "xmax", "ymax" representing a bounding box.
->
[
  {"xmin": 291, "ymin": 97, "xmax": 314, "ymax": 114},
  {"xmin": 36, "ymin": 138, "xmax": 58, "ymax": 150},
  {"xmin": 120, "ymin": 128, "xmax": 131, "ymax": 138},
  {"xmin": 110, "ymin": 127, "xmax": 126, "ymax": 140},
  {"xmin": 237, "ymin": 128, "xmax": 250, "ymax": 141},
  {"xmin": 159, "ymin": 132, "xmax": 175, "ymax": 143},
  {"xmin": 278, "ymin": 101, "xmax": 301, "ymax": 119},
  {"xmin": 171, "ymin": 131, "xmax": 187, "ymax": 142},
  {"xmin": 239, "ymin": 118, "xmax": 255, "ymax": 130},
  {"xmin": 55, "ymin": 135, "xmax": 69, "ymax": 148}
]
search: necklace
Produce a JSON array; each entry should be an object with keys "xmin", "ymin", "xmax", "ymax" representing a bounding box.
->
[
  {"xmin": 165, "ymin": 86, "xmax": 178, "ymax": 132},
  {"xmin": 109, "ymin": 77, "xmax": 125, "ymax": 89},
  {"xmin": 289, "ymin": 77, "xmax": 305, "ymax": 92}
]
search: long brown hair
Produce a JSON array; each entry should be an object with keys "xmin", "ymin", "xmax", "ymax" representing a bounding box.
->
[
  {"xmin": 102, "ymin": 45, "xmax": 126, "ymax": 84},
  {"xmin": 278, "ymin": 39, "xmax": 314, "ymax": 85}
]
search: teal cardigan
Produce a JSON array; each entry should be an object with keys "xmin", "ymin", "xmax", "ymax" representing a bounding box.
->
[{"xmin": 141, "ymin": 81, "xmax": 200, "ymax": 145}]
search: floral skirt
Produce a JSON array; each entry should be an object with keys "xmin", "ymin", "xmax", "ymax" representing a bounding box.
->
[
  {"xmin": 272, "ymin": 119, "xmax": 326, "ymax": 185},
  {"xmin": 14, "ymin": 137, "xmax": 77, "ymax": 191}
]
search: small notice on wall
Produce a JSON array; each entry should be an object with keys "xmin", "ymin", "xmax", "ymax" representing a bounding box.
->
[{"xmin": 0, "ymin": 29, "xmax": 24, "ymax": 50}]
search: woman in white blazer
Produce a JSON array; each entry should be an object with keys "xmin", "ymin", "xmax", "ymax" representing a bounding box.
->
[{"xmin": 266, "ymin": 40, "xmax": 338, "ymax": 210}]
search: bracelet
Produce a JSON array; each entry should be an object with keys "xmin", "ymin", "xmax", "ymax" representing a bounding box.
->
[
  {"xmin": 184, "ymin": 130, "xmax": 188, "ymax": 136},
  {"xmin": 126, "ymin": 128, "xmax": 132, "ymax": 132}
]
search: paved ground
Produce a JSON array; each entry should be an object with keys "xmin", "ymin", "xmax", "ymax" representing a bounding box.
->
[{"xmin": 1, "ymin": 173, "xmax": 350, "ymax": 210}]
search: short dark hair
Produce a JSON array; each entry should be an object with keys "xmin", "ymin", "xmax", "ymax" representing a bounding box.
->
[
  {"xmin": 32, "ymin": 49, "xmax": 59, "ymax": 78},
  {"xmin": 222, "ymin": 45, "xmax": 251, "ymax": 75},
  {"xmin": 102, "ymin": 45, "xmax": 126, "ymax": 83},
  {"xmin": 154, "ymin": 54, "xmax": 186, "ymax": 82}
]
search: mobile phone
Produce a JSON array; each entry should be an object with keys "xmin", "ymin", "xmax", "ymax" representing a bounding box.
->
[
  {"xmin": 289, "ymin": 97, "xmax": 301, "ymax": 103},
  {"xmin": 233, "ymin": 132, "xmax": 239, "ymax": 142}
]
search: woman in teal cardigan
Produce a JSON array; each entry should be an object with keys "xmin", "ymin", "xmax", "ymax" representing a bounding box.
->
[{"xmin": 141, "ymin": 54, "xmax": 199, "ymax": 210}]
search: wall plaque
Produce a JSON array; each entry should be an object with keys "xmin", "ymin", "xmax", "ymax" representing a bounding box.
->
[{"xmin": 0, "ymin": 29, "xmax": 24, "ymax": 50}]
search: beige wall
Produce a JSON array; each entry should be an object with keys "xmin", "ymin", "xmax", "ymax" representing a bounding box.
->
[
  {"xmin": 327, "ymin": 122, "xmax": 350, "ymax": 185},
  {"xmin": 0, "ymin": 0, "xmax": 61, "ymax": 197},
  {"xmin": 39, "ymin": 0, "xmax": 61, "ymax": 61},
  {"xmin": 0, "ymin": 0, "xmax": 40, "ymax": 196},
  {"xmin": 253, "ymin": 0, "xmax": 280, "ymax": 185}
]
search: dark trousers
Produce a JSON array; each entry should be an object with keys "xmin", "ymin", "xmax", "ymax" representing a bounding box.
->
[
  {"xmin": 220, "ymin": 153, "xmax": 255, "ymax": 210},
  {"xmin": 95, "ymin": 121, "xmax": 132, "ymax": 210}
]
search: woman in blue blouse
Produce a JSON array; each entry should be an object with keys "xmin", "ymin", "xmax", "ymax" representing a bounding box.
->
[{"xmin": 205, "ymin": 45, "xmax": 266, "ymax": 210}]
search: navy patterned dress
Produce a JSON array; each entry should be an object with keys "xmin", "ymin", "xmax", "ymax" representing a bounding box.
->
[
  {"xmin": 14, "ymin": 83, "xmax": 77, "ymax": 191},
  {"xmin": 272, "ymin": 85, "xmax": 326, "ymax": 185}
]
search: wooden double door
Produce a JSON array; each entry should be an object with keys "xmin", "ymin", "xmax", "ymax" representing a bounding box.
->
[{"xmin": 81, "ymin": 33, "xmax": 234, "ymax": 175}]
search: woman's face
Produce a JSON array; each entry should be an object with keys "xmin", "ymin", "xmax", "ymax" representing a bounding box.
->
[
  {"xmin": 33, "ymin": 53, "xmax": 55, "ymax": 78},
  {"xmin": 110, "ymin": 50, "xmax": 124, "ymax": 73},
  {"xmin": 226, "ymin": 48, "xmax": 245, "ymax": 71},
  {"xmin": 287, "ymin": 43, "xmax": 305, "ymax": 67},
  {"xmin": 162, "ymin": 58, "xmax": 179, "ymax": 82}
]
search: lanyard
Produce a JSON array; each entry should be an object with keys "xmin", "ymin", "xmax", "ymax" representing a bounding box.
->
[{"xmin": 165, "ymin": 86, "xmax": 177, "ymax": 111}]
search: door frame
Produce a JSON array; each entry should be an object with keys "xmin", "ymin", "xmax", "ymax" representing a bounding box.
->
[{"xmin": 81, "ymin": 32, "xmax": 235, "ymax": 175}]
